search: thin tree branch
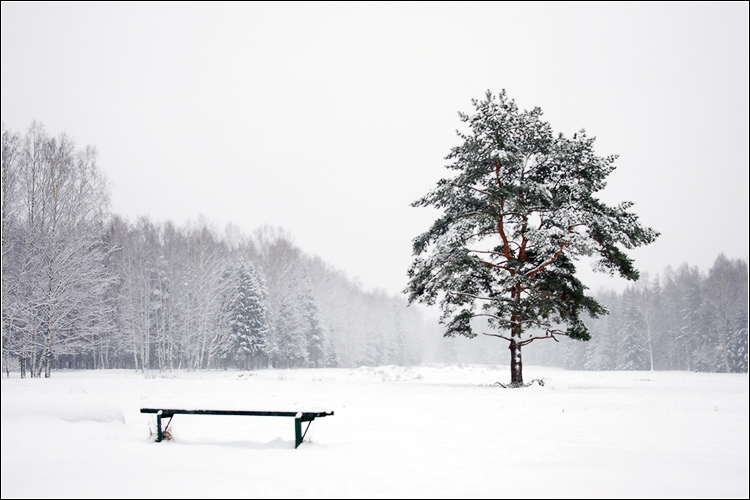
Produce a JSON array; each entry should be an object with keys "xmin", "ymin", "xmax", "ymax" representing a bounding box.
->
[
  {"xmin": 482, "ymin": 332, "xmax": 512, "ymax": 342},
  {"xmin": 449, "ymin": 291, "xmax": 495, "ymax": 302},
  {"xmin": 520, "ymin": 333, "xmax": 562, "ymax": 346}
]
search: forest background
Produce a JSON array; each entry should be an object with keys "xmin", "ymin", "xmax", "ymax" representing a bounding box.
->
[{"xmin": 2, "ymin": 122, "xmax": 747, "ymax": 378}]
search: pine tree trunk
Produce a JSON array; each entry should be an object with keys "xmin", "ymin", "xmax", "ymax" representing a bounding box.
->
[
  {"xmin": 509, "ymin": 335, "xmax": 523, "ymax": 387},
  {"xmin": 509, "ymin": 287, "xmax": 524, "ymax": 387}
]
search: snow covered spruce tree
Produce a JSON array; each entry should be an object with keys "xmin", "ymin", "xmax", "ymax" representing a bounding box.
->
[
  {"xmin": 226, "ymin": 260, "xmax": 269, "ymax": 369},
  {"xmin": 406, "ymin": 90, "xmax": 658, "ymax": 387}
]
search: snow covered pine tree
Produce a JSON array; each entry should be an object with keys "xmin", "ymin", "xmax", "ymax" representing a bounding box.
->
[{"xmin": 406, "ymin": 90, "xmax": 658, "ymax": 387}]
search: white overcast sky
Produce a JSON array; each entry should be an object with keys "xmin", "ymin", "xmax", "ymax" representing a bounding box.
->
[{"xmin": 2, "ymin": 1, "xmax": 748, "ymax": 296}]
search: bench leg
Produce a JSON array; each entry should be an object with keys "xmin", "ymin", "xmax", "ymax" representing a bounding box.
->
[
  {"xmin": 154, "ymin": 411, "xmax": 174, "ymax": 442},
  {"xmin": 156, "ymin": 411, "xmax": 163, "ymax": 442},
  {"xmin": 295, "ymin": 416, "xmax": 316, "ymax": 448},
  {"xmin": 294, "ymin": 416, "xmax": 302, "ymax": 448}
]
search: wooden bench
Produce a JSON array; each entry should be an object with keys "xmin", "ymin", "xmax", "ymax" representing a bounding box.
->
[{"xmin": 140, "ymin": 408, "xmax": 334, "ymax": 448}]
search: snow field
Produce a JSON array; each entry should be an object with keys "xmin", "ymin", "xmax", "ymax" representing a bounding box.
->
[{"xmin": 1, "ymin": 365, "xmax": 748, "ymax": 499}]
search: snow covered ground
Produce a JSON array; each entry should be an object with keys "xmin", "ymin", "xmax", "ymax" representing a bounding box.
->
[{"xmin": 2, "ymin": 365, "xmax": 748, "ymax": 499}]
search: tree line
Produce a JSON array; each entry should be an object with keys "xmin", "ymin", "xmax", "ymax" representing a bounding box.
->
[
  {"xmin": 2, "ymin": 122, "xmax": 746, "ymax": 377},
  {"xmin": 1, "ymin": 122, "xmax": 437, "ymax": 377},
  {"xmin": 524, "ymin": 255, "xmax": 748, "ymax": 373}
]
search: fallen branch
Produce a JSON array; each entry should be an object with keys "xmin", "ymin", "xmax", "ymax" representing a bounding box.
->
[{"xmin": 493, "ymin": 378, "xmax": 545, "ymax": 388}]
